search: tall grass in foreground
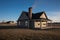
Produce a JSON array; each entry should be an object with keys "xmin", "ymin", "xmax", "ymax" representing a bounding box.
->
[{"xmin": 0, "ymin": 29, "xmax": 60, "ymax": 40}]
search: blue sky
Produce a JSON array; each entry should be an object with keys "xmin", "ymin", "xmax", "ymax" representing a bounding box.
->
[{"xmin": 0, "ymin": 0, "xmax": 60, "ymax": 22}]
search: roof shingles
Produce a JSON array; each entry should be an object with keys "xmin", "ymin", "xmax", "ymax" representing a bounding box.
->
[
  {"xmin": 17, "ymin": 11, "xmax": 51, "ymax": 21},
  {"xmin": 23, "ymin": 11, "xmax": 48, "ymax": 19}
]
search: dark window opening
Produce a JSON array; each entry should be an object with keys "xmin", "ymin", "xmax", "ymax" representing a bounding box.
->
[
  {"xmin": 38, "ymin": 24, "xmax": 40, "ymax": 25},
  {"xmin": 43, "ymin": 24, "xmax": 46, "ymax": 25}
]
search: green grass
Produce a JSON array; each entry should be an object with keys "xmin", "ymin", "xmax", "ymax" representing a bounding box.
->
[{"xmin": 0, "ymin": 28, "xmax": 60, "ymax": 40}]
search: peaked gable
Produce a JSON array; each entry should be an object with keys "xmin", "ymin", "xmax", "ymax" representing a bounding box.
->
[
  {"xmin": 40, "ymin": 12, "xmax": 47, "ymax": 19},
  {"xmin": 17, "ymin": 11, "xmax": 49, "ymax": 22},
  {"xmin": 32, "ymin": 12, "xmax": 43, "ymax": 19},
  {"xmin": 17, "ymin": 12, "xmax": 29, "ymax": 21},
  {"xmin": 20, "ymin": 12, "xmax": 28, "ymax": 19},
  {"xmin": 32, "ymin": 12, "xmax": 48, "ymax": 19}
]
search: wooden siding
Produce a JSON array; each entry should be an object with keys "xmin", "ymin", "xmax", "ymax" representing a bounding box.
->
[{"xmin": 20, "ymin": 13, "xmax": 28, "ymax": 20}]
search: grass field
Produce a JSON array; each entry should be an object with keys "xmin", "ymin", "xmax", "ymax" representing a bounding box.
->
[{"xmin": 0, "ymin": 28, "xmax": 60, "ymax": 40}]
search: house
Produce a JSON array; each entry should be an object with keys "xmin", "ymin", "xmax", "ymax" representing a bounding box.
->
[
  {"xmin": 6, "ymin": 21, "xmax": 14, "ymax": 24},
  {"xmin": 17, "ymin": 7, "xmax": 51, "ymax": 29},
  {"xmin": 0, "ymin": 21, "xmax": 14, "ymax": 24}
]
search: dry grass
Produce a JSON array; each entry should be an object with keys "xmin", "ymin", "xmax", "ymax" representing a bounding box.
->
[
  {"xmin": 0, "ymin": 23, "xmax": 17, "ymax": 26},
  {"xmin": 0, "ymin": 28, "xmax": 60, "ymax": 40}
]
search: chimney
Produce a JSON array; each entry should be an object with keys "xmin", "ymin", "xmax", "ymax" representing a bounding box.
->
[{"xmin": 29, "ymin": 7, "xmax": 32, "ymax": 19}]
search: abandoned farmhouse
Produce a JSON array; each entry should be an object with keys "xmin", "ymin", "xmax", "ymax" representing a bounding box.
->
[{"xmin": 17, "ymin": 7, "xmax": 51, "ymax": 29}]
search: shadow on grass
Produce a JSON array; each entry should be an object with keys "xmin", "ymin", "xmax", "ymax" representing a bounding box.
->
[
  {"xmin": 0, "ymin": 26, "xmax": 60, "ymax": 31},
  {"xmin": 0, "ymin": 26, "xmax": 18, "ymax": 29}
]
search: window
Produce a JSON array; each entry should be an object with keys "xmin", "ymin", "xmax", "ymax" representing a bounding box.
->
[
  {"xmin": 38, "ymin": 24, "xmax": 40, "ymax": 25},
  {"xmin": 25, "ymin": 21, "xmax": 28, "ymax": 26},
  {"xmin": 19, "ymin": 21, "xmax": 20, "ymax": 25},
  {"xmin": 43, "ymin": 24, "xmax": 46, "ymax": 25}
]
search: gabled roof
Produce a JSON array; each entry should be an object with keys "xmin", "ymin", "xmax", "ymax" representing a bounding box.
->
[
  {"xmin": 22, "ymin": 11, "xmax": 48, "ymax": 19},
  {"xmin": 17, "ymin": 11, "xmax": 51, "ymax": 21},
  {"xmin": 32, "ymin": 12, "xmax": 48, "ymax": 19}
]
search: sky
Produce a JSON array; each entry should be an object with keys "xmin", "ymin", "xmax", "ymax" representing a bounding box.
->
[{"xmin": 0, "ymin": 0, "xmax": 60, "ymax": 22}]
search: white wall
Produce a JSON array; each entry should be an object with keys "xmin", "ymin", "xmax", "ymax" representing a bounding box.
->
[
  {"xmin": 34, "ymin": 21, "xmax": 41, "ymax": 28},
  {"xmin": 41, "ymin": 22, "xmax": 46, "ymax": 27},
  {"xmin": 34, "ymin": 21, "xmax": 47, "ymax": 29},
  {"xmin": 40, "ymin": 13, "xmax": 46, "ymax": 19}
]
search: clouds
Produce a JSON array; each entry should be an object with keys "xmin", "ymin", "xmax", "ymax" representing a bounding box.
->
[
  {"xmin": 47, "ymin": 12, "xmax": 60, "ymax": 22},
  {"xmin": 32, "ymin": 0, "xmax": 46, "ymax": 9},
  {"xmin": 32, "ymin": 0, "xmax": 60, "ymax": 22}
]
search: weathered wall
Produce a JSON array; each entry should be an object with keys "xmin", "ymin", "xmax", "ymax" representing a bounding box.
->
[
  {"xmin": 29, "ymin": 21, "xmax": 34, "ymax": 28},
  {"xmin": 19, "ymin": 21, "xmax": 25, "ymax": 27},
  {"xmin": 18, "ymin": 20, "xmax": 29, "ymax": 28},
  {"xmin": 20, "ymin": 13, "xmax": 28, "ymax": 20}
]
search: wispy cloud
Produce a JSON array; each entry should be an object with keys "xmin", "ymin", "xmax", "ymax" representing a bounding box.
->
[
  {"xmin": 32, "ymin": 0, "xmax": 38, "ymax": 9},
  {"xmin": 32, "ymin": 0, "xmax": 42, "ymax": 9},
  {"xmin": 32, "ymin": 0, "xmax": 60, "ymax": 22},
  {"xmin": 47, "ymin": 12, "xmax": 60, "ymax": 22}
]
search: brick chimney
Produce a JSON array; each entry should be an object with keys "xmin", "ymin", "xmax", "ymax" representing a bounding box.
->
[{"xmin": 29, "ymin": 7, "xmax": 32, "ymax": 19}]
